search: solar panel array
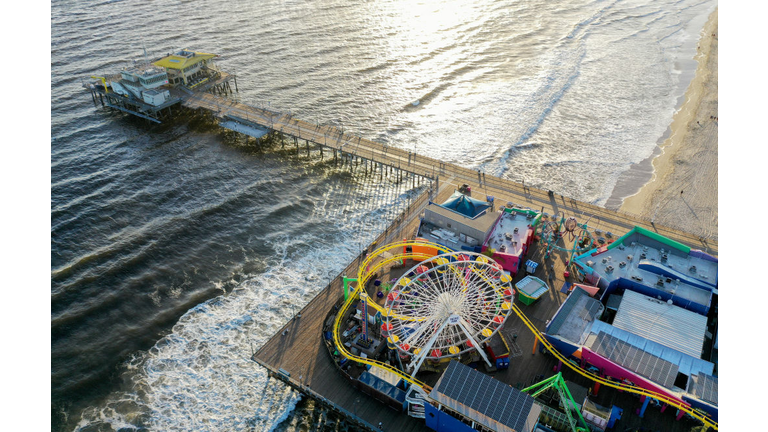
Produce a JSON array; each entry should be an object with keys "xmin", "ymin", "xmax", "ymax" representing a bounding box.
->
[
  {"xmin": 432, "ymin": 361, "xmax": 535, "ymax": 432},
  {"xmin": 589, "ymin": 332, "xmax": 679, "ymax": 388},
  {"xmin": 690, "ymin": 374, "xmax": 718, "ymax": 405}
]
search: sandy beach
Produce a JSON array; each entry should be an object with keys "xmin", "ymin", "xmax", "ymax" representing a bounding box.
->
[{"xmin": 620, "ymin": 8, "xmax": 718, "ymax": 243}]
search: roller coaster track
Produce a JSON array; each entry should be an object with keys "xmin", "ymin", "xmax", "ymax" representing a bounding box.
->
[
  {"xmin": 331, "ymin": 241, "xmax": 718, "ymax": 430},
  {"xmin": 510, "ymin": 303, "xmax": 717, "ymax": 430},
  {"xmin": 332, "ymin": 242, "xmax": 457, "ymax": 390}
]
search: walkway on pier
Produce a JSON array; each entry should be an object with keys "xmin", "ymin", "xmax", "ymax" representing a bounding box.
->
[
  {"xmin": 253, "ymin": 181, "xmax": 716, "ymax": 432},
  {"xmin": 184, "ymin": 92, "xmax": 717, "ymax": 250}
]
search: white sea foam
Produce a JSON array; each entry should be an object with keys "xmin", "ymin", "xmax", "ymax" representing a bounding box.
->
[
  {"xmin": 74, "ymin": 173, "xmax": 423, "ymax": 431},
  {"xmin": 59, "ymin": 0, "xmax": 717, "ymax": 429}
]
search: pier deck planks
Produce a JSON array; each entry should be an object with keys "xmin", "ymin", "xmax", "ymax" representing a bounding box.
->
[
  {"xmin": 219, "ymin": 93, "xmax": 719, "ymax": 431},
  {"xmin": 185, "ymin": 92, "xmax": 716, "ymax": 251}
]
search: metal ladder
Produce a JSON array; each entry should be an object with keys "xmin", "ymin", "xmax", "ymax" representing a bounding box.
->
[{"xmin": 405, "ymin": 386, "xmax": 428, "ymax": 419}]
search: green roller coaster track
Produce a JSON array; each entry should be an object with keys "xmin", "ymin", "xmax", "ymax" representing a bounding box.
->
[{"xmin": 522, "ymin": 372, "xmax": 590, "ymax": 432}]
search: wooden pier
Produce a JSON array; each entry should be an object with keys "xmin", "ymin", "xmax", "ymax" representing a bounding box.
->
[
  {"xmin": 86, "ymin": 77, "xmax": 718, "ymax": 430},
  {"xmin": 185, "ymin": 91, "xmax": 716, "ymax": 248},
  {"xmin": 181, "ymin": 89, "xmax": 719, "ymax": 432},
  {"xmin": 251, "ymin": 168, "xmax": 717, "ymax": 431}
]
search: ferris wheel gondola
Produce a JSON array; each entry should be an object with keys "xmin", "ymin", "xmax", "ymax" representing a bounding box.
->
[{"xmin": 383, "ymin": 251, "xmax": 514, "ymax": 376}]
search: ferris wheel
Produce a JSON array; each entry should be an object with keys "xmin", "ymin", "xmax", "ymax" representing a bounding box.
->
[{"xmin": 383, "ymin": 251, "xmax": 514, "ymax": 376}]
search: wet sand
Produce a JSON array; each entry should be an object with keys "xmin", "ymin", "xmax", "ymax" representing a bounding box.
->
[{"xmin": 620, "ymin": 8, "xmax": 718, "ymax": 243}]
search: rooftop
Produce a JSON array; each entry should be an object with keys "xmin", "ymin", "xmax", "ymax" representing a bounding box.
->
[
  {"xmin": 689, "ymin": 373, "xmax": 718, "ymax": 406},
  {"xmin": 123, "ymin": 65, "xmax": 167, "ymax": 78},
  {"xmin": 587, "ymin": 321, "xmax": 714, "ymax": 378},
  {"xmin": 546, "ymin": 287, "xmax": 714, "ymax": 380},
  {"xmin": 587, "ymin": 330, "xmax": 681, "ymax": 389},
  {"xmin": 429, "ymin": 361, "xmax": 541, "ymax": 432},
  {"xmin": 575, "ymin": 226, "xmax": 717, "ymax": 311},
  {"xmin": 154, "ymin": 49, "xmax": 216, "ymax": 70},
  {"xmin": 439, "ymin": 191, "xmax": 491, "ymax": 218},
  {"xmin": 418, "ymin": 200, "xmax": 499, "ymax": 250},
  {"xmin": 425, "ymin": 199, "xmax": 498, "ymax": 234},
  {"xmin": 547, "ymin": 286, "xmax": 604, "ymax": 345},
  {"xmin": 484, "ymin": 208, "xmax": 540, "ymax": 256},
  {"xmin": 613, "ymin": 290, "xmax": 707, "ymax": 359}
]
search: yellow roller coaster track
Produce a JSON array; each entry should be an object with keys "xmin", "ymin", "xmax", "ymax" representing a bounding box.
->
[
  {"xmin": 331, "ymin": 240, "xmax": 718, "ymax": 430},
  {"xmin": 90, "ymin": 76, "xmax": 109, "ymax": 93}
]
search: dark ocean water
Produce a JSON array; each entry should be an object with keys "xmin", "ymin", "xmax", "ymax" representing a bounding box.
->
[{"xmin": 51, "ymin": 0, "xmax": 715, "ymax": 430}]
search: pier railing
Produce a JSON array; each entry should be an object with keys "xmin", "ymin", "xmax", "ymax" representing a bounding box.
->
[{"xmin": 181, "ymin": 91, "xmax": 718, "ymax": 247}]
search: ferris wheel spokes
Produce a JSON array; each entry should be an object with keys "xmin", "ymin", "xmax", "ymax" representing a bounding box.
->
[{"xmin": 384, "ymin": 251, "xmax": 514, "ymax": 375}]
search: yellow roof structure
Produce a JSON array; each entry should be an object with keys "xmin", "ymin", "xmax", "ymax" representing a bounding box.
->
[{"xmin": 153, "ymin": 50, "xmax": 216, "ymax": 70}]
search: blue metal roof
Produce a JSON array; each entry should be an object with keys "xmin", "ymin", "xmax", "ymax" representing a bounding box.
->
[
  {"xmin": 439, "ymin": 191, "xmax": 491, "ymax": 218},
  {"xmin": 589, "ymin": 321, "xmax": 714, "ymax": 378}
]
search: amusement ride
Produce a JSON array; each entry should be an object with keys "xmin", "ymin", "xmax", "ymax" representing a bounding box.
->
[
  {"xmin": 331, "ymin": 239, "xmax": 718, "ymax": 430},
  {"xmin": 381, "ymin": 251, "xmax": 514, "ymax": 376}
]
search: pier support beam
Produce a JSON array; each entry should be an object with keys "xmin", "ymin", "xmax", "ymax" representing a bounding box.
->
[{"xmin": 637, "ymin": 396, "xmax": 649, "ymax": 418}]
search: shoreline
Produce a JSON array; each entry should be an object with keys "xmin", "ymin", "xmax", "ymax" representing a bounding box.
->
[{"xmin": 617, "ymin": 8, "xmax": 718, "ymax": 242}]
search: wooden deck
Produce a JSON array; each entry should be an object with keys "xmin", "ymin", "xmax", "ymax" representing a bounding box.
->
[
  {"xmin": 185, "ymin": 92, "xmax": 717, "ymax": 250},
  {"xmin": 252, "ymin": 188, "xmax": 437, "ymax": 432},
  {"xmin": 252, "ymin": 165, "xmax": 716, "ymax": 431},
  {"xmin": 81, "ymin": 73, "xmax": 719, "ymax": 431}
]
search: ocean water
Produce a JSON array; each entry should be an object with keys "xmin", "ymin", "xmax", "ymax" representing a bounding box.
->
[{"xmin": 51, "ymin": 0, "xmax": 716, "ymax": 430}]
